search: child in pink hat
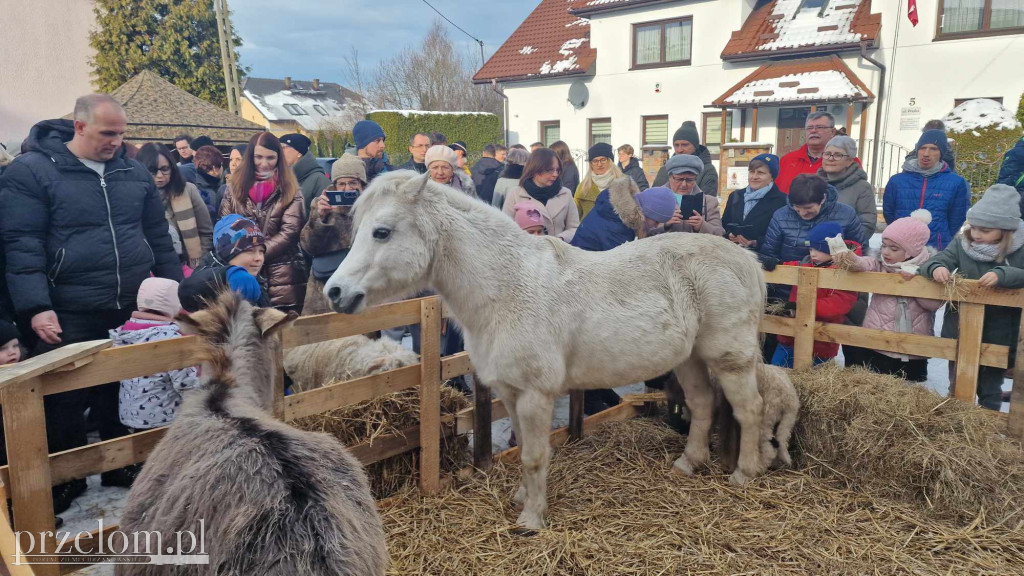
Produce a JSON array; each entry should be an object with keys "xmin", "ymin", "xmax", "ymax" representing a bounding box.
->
[
  {"xmin": 834, "ymin": 210, "xmax": 942, "ymax": 382},
  {"xmin": 513, "ymin": 201, "xmax": 546, "ymax": 236}
]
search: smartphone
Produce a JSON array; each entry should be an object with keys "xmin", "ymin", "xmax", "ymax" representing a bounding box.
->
[
  {"xmin": 325, "ymin": 190, "xmax": 359, "ymax": 207},
  {"xmin": 678, "ymin": 194, "xmax": 704, "ymax": 219}
]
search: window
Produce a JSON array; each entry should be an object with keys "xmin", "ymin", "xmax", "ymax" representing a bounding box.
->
[
  {"xmin": 283, "ymin": 103, "xmax": 308, "ymax": 115},
  {"xmin": 954, "ymin": 96, "xmax": 1004, "ymax": 107},
  {"xmin": 631, "ymin": 17, "xmax": 692, "ymax": 69},
  {"xmin": 313, "ymin": 104, "xmax": 328, "ymax": 116},
  {"xmin": 701, "ymin": 112, "xmax": 734, "ymax": 160},
  {"xmin": 937, "ymin": 0, "xmax": 1024, "ymax": 38},
  {"xmin": 540, "ymin": 121, "xmax": 560, "ymax": 146},
  {"xmin": 588, "ymin": 118, "xmax": 612, "ymax": 147},
  {"xmin": 642, "ymin": 116, "xmax": 669, "ymax": 147}
]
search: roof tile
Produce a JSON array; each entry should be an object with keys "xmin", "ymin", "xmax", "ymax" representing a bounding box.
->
[
  {"xmin": 712, "ymin": 55, "xmax": 875, "ymax": 107},
  {"xmin": 722, "ymin": 0, "xmax": 881, "ymax": 60}
]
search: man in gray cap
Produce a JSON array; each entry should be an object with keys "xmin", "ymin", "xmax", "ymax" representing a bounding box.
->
[
  {"xmin": 649, "ymin": 154, "xmax": 725, "ymax": 236},
  {"xmin": 281, "ymin": 132, "xmax": 331, "ymax": 215}
]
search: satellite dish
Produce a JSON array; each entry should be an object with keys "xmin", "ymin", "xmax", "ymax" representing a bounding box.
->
[{"xmin": 568, "ymin": 80, "xmax": 588, "ymax": 109}]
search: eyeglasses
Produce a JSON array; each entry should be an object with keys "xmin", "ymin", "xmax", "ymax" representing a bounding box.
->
[
  {"xmin": 822, "ymin": 152, "xmax": 849, "ymax": 160},
  {"xmin": 590, "ymin": 158, "xmax": 610, "ymax": 165},
  {"xmin": 805, "ymin": 124, "xmax": 833, "ymax": 132},
  {"xmin": 149, "ymin": 166, "xmax": 171, "ymax": 176},
  {"xmin": 333, "ymin": 180, "xmax": 362, "ymax": 191},
  {"xmin": 669, "ymin": 175, "xmax": 697, "ymax": 184}
]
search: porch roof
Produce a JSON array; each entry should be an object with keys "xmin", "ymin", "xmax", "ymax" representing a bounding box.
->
[{"xmin": 711, "ymin": 55, "xmax": 874, "ymax": 108}]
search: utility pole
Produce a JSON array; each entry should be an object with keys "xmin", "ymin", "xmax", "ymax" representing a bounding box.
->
[{"xmin": 214, "ymin": 0, "xmax": 241, "ymax": 114}]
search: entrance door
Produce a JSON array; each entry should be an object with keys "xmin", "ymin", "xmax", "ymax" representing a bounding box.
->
[{"xmin": 776, "ymin": 107, "xmax": 811, "ymax": 157}]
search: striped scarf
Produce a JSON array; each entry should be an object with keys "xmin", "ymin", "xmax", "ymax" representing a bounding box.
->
[{"xmin": 167, "ymin": 186, "xmax": 203, "ymax": 266}]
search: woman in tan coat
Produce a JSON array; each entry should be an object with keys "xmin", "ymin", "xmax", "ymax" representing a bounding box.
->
[
  {"xmin": 219, "ymin": 132, "xmax": 307, "ymax": 312},
  {"xmin": 502, "ymin": 147, "xmax": 579, "ymax": 242}
]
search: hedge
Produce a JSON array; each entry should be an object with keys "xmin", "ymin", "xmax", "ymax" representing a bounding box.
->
[
  {"xmin": 310, "ymin": 129, "xmax": 352, "ymax": 158},
  {"xmin": 951, "ymin": 126, "xmax": 1020, "ymax": 202},
  {"xmin": 366, "ymin": 111, "xmax": 502, "ymax": 166}
]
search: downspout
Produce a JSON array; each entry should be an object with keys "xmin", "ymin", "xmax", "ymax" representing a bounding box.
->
[
  {"xmin": 491, "ymin": 80, "xmax": 510, "ymax": 145},
  {"xmin": 860, "ymin": 39, "xmax": 886, "ymax": 186}
]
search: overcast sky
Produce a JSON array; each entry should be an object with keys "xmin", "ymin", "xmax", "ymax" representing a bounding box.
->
[{"xmin": 231, "ymin": 0, "xmax": 536, "ymax": 85}]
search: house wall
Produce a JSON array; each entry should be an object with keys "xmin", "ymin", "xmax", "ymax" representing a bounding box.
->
[
  {"xmin": 240, "ymin": 98, "xmax": 270, "ymax": 131},
  {"xmin": 0, "ymin": 0, "xmax": 96, "ymax": 145}
]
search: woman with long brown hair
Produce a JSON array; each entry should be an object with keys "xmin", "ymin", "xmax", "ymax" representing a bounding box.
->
[
  {"xmin": 501, "ymin": 147, "xmax": 579, "ymax": 242},
  {"xmin": 549, "ymin": 140, "xmax": 579, "ymax": 193},
  {"xmin": 219, "ymin": 132, "xmax": 308, "ymax": 312}
]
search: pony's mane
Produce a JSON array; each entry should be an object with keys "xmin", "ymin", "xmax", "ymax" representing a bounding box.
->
[{"xmin": 177, "ymin": 290, "xmax": 246, "ymax": 390}]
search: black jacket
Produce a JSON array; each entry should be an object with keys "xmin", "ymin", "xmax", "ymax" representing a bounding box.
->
[
  {"xmin": 397, "ymin": 158, "xmax": 427, "ymax": 174},
  {"xmin": 618, "ymin": 158, "xmax": 650, "ymax": 191},
  {"xmin": 561, "ymin": 160, "xmax": 581, "ymax": 194},
  {"xmin": 294, "ymin": 151, "xmax": 332, "ymax": 214},
  {"xmin": 0, "ymin": 119, "xmax": 181, "ymax": 316},
  {"xmin": 720, "ymin": 183, "xmax": 788, "ymax": 249},
  {"xmin": 470, "ymin": 157, "xmax": 502, "ymax": 189},
  {"xmin": 194, "ymin": 169, "xmax": 222, "ymax": 224},
  {"xmin": 178, "ymin": 252, "xmax": 270, "ymax": 313}
]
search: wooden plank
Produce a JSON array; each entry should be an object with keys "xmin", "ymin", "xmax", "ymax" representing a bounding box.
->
[
  {"xmin": 858, "ymin": 103, "xmax": 869, "ymax": 159},
  {"xmin": 0, "ymin": 341, "xmax": 111, "ymax": 392},
  {"xmin": 759, "ymin": 315, "xmax": 797, "ymax": 337},
  {"xmin": 568, "ymin": 390, "xmax": 585, "ymax": 441},
  {"xmin": 441, "ymin": 352, "xmax": 472, "ymax": 381},
  {"xmin": 418, "ymin": 298, "xmax": 442, "ymax": 494},
  {"xmin": 812, "ymin": 322, "xmax": 1009, "ymax": 368},
  {"xmin": 50, "ymin": 428, "xmax": 166, "ymax": 487},
  {"xmin": 2, "ymin": 378, "xmax": 59, "ymax": 576},
  {"xmin": 455, "ymin": 398, "xmax": 507, "ymax": 435},
  {"xmin": 751, "ymin": 107, "xmax": 759, "ymax": 141},
  {"xmin": 283, "ymin": 365, "xmax": 420, "ymax": 421},
  {"xmin": 272, "ymin": 340, "xmax": 286, "ymax": 420},
  {"xmin": 739, "ymin": 108, "xmax": 746, "ymax": 142},
  {"xmin": 814, "ymin": 269, "xmax": 1024, "ymax": 308},
  {"xmin": 280, "ymin": 299, "xmax": 425, "ymax": 349},
  {"xmin": 793, "ymin": 267, "xmax": 819, "ymax": 369},
  {"xmin": 55, "ymin": 523, "xmax": 123, "ymax": 574},
  {"xmin": 348, "ymin": 424, "xmax": 422, "ymax": 465},
  {"xmin": 497, "ymin": 403, "xmax": 637, "ymax": 464},
  {"xmin": 954, "ymin": 303, "xmax": 985, "ymax": 404},
  {"xmin": 763, "ymin": 266, "xmax": 800, "ymax": 286},
  {"xmin": 0, "ymin": 511, "xmax": 39, "ymax": 576},
  {"xmin": 40, "ymin": 337, "xmax": 203, "ymax": 396},
  {"xmin": 472, "ymin": 377, "xmax": 493, "ymax": 471},
  {"xmin": 845, "ymin": 105, "xmax": 854, "ymax": 133},
  {"xmin": 1008, "ymin": 308, "xmax": 1024, "ymax": 440}
]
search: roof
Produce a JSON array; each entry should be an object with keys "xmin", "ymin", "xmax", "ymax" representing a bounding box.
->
[
  {"xmin": 722, "ymin": 0, "xmax": 881, "ymax": 61},
  {"xmin": 106, "ymin": 70, "xmax": 263, "ymax": 145},
  {"xmin": 473, "ymin": 0, "xmax": 596, "ymax": 84},
  {"xmin": 242, "ymin": 77, "xmax": 364, "ymax": 131},
  {"xmin": 712, "ymin": 55, "xmax": 875, "ymax": 107},
  {"xmin": 568, "ymin": 0, "xmax": 682, "ymax": 16}
]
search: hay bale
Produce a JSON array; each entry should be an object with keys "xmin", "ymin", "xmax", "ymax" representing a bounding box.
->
[
  {"xmin": 382, "ymin": 418, "xmax": 1024, "ymax": 575},
  {"xmin": 284, "ymin": 335, "xmax": 419, "ymax": 392},
  {"xmin": 789, "ymin": 363, "xmax": 1024, "ymax": 527}
]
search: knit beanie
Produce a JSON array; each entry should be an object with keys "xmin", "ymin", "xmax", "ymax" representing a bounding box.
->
[
  {"xmin": 588, "ymin": 142, "xmax": 613, "ymax": 162},
  {"xmin": 513, "ymin": 201, "xmax": 544, "ymax": 230},
  {"xmin": 331, "ymin": 153, "xmax": 367, "ymax": 184},
  {"xmin": 635, "ymin": 186, "xmax": 678, "ymax": 223},
  {"xmin": 353, "ymin": 120, "xmax": 386, "ymax": 151},
  {"xmin": 425, "ymin": 145, "xmax": 458, "ymax": 169},
  {"xmin": 0, "ymin": 319, "xmax": 20, "ymax": 347},
  {"xmin": 825, "ymin": 135, "xmax": 857, "ymax": 158},
  {"xmin": 280, "ymin": 133, "xmax": 311, "ymax": 156},
  {"xmin": 673, "ymin": 121, "xmax": 700, "ymax": 146},
  {"xmin": 967, "ymin": 184, "xmax": 1022, "ymax": 230},
  {"xmin": 915, "ymin": 129, "xmax": 950, "ymax": 158},
  {"xmin": 224, "ymin": 266, "xmax": 263, "ymax": 304},
  {"xmin": 751, "ymin": 153, "xmax": 780, "ymax": 180},
  {"xmin": 214, "ymin": 215, "xmax": 266, "ymax": 263},
  {"xmin": 136, "ymin": 277, "xmax": 182, "ymax": 318},
  {"xmin": 805, "ymin": 221, "xmax": 843, "ymax": 253},
  {"xmin": 882, "ymin": 210, "xmax": 932, "ymax": 256}
]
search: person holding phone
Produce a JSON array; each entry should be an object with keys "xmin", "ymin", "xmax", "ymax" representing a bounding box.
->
[
  {"xmin": 300, "ymin": 155, "xmax": 366, "ymax": 315},
  {"xmin": 721, "ymin": 153, "xmax": 787, "ymax": 250},
  {"xmin": 648, "ymin": 154, "xmax": 725, "ymax": 236}
]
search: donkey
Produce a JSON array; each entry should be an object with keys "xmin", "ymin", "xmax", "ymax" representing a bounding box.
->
[
  {"xmin": 324, "ymin": 171, "xmax": 766, "ymax": 530},
  {"xmin": 116, "ymin": 292, "xmax": 387, "ymax": 576}
]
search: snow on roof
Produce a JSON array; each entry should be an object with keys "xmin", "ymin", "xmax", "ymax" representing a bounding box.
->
[
  {"xmin": 943, "ymin": 99, "xmax": 1022, "ymax": 133},
  {"xmin": 242, "ymin": 77, "xmax": 363, "ymax": 131},
  {"xmin": 519, "ymin": 46, "xmax": 537, "ymax": 55},
  {"xmin": 725, "ymin": 70, "xmax": 867, "ymax": 105},
  {"xmin": 760, "ymin": 0, "xmax": 865, "ymax": 51},
  {"xmin": 371, "ymin": 110, "xmax": 496, "ymax": 117}
]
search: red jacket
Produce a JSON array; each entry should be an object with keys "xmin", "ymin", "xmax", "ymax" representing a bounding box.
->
[{"xmin": 776, "ymin": 145, "xmax": 821, "ymax": 193}]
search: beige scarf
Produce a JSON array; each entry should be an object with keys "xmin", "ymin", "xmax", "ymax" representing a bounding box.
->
[{"xmin": 167, "ymin": 187, "xmax": 203, "ymax": 266}]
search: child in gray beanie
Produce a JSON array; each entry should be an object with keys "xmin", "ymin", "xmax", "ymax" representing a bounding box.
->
[{"xmin": 919, "ymin": 183, "xmax": 1024, "ymax": 410}]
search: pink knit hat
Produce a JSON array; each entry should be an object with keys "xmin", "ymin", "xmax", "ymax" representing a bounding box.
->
[
  {"xmin": 882, "ymin": 209, "xmax": 932, "ymax": 255},
  {"xmin": 136, "ymin": 277, "xmax": 182, "ymax": 318},
  {"xmin": 513, "ymin": 201, "xmax": 544, "ymax": 231}
]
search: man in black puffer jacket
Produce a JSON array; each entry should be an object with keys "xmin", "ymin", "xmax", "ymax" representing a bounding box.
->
[{"xmin": 0, "ymin": 94, "xmax": 181, "ymax": 506}]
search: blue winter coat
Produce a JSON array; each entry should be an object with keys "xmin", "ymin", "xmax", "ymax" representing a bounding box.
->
[
  {"xmin": 0, "ymin": 119, "xmax": 181, "ymax": 316},
  {"xmin": 569, "ymin": 177, "xmax": 644, "ymax": 252},
  {"xmin": 997, "ymin": 137, "xmax": 1024, "ymax": 194},
  {"xmin": 759, "ymin": 185, "xmax": 870, "ymax": 264},
  {"xmin": 882, "ymin": 162, "xmax": 969, "ymax": 250}
]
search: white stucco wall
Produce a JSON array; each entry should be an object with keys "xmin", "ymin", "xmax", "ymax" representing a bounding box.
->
[{"xmin": 0, "ymin": 0, "xmax": 96, "ymax": 146}]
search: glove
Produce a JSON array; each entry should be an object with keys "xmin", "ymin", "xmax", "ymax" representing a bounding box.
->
[
  {"xmin": 225, "ymin": 266, "xmax": 263, "ymax": 304},
  {"xmin": 760, "ymin": 256, "xmax": 779, "ymax": 272}
]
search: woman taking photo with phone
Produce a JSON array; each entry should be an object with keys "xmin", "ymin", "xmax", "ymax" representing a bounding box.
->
[
  {"xmin": 219, "ymin": 132, "xmax": 307, "ymax": 312},
  {"xmin": 648, "ymin": 154, "xmax": 725, "ymax": 236}
]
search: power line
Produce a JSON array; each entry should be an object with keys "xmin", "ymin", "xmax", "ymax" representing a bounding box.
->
[{"xmin": 420, "ymin": 0, "xmax": 486, "ymax": 65}]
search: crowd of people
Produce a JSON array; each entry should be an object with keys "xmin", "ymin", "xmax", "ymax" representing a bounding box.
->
[{"xmin": 1, "ymin": 94, "xmax": 1023, "ymax": 521}]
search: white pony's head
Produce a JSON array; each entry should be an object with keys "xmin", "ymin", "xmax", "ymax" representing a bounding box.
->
[{"xmin": 324, "ymin": 170, "xmax": 446, "ymax": 314}]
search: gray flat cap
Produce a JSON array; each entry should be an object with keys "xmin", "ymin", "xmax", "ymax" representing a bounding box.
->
[{"xmin": 664, "ymin": 154, "xmax": 704, "ymax": 175}]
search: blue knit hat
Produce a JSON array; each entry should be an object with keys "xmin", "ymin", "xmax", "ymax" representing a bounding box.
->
[
  {"xmin": 804, "ymin": 221, "xmax": 843, "ymax": 253},
  {"xmin": 916, "ymin": 129, "xmax": 949, "ymax": 157},
  {"xmin": 353, "ymin": 120, "xmax": 386, "ymax": 151},
  {"xmin": 751, "ymin": 153, "xmax": 780, "ymax": 180},
  {"xmin": 224, "ymin": 266, "xmax": 263, "ymax": 304},
  {"xmin": 214, "ymin": 215, "xmax": 265, "ymax": 263},
  {"xmin": 635, "ymin": 186, "xmax": 678, "ymax": 223}
]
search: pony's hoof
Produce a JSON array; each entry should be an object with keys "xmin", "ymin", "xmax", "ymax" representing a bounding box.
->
[
  {"xmin": 516, "ymin": 510, "xmax": 546, "ymax": 530},
  {"xmin": 729, "ymin": 469, "xmax": 754, "ymax": 485},
  {"xmin": 671, "ymin": 455, "xmax": 695, "ymax": 476}
]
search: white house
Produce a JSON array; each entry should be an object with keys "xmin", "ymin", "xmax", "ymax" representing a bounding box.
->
[{"xmin": 474, "ymin": 0, "xmax": 1024, "ymax": 190}]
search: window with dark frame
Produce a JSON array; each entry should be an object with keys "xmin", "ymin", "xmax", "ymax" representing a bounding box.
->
[
  {"xmin": 588, "ymin": 118, "xmax": 612, "ymax": 147},
  {"xmin": 642, "ymin": 116, "xmax": 669, "ymax": 148},
  {"xmin": 937, "ymin": 0, "xmax": 1024, "ymax": 38},
  {"xmin": 632, "ymin": 16, "xmax": 693, "ymax": 69},
  {"xmin": 701, "ymin": 112, "xmax": 734, "ymax": 160},
  {"xmin": 313, "ymin": 104, "xmax": 328, "ymax": 116},
  {"xmin": 540, "ymin": 121, "xmax": 561, "ymax": 147},
  {"xmin": 954, "ymin": 96, "xmax": 1004, "ymax": 107},
  {"xmin": 284, "ymin": 103, "xmax": 308, "ymax": 116}
]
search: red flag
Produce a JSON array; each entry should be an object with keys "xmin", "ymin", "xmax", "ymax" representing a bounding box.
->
[{"xmin": 908, "ymin": 0, "xmax": 919, "ymax": 27}]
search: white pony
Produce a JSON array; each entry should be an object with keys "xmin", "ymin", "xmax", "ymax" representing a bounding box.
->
[{"xmin": 324, "ymin": 171, "xmax": 766, "ymax": 529}]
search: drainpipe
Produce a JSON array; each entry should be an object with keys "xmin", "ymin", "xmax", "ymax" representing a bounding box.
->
[
  {"xmin": 491, "ymin": 79, "xmax": 510, "ymax": 146},
  {"xmin": 860, "ymin": 40, "xmax": 886, "ymax": 186}
]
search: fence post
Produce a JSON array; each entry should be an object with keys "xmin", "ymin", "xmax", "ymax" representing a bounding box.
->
[
  {"xmin": 953, "ymin": 303, "xmax": 985, "ymax": 404},
  {"xmin": 272, "ymin": 338, "xmax": 286, "ymax": 420},
  {"xmin": 568, "ymin": 391, "xmax": 585, "ymax": 441},
  {"xmin": 472, "ymin": 375, "xmax": 493, "ymax": 471},
  {"xmin": 1008, "ymin": 309, "xmax": 1024, "ymax": 440},
  {"xmin": 419, "ymin": 298, "xmax": 442, "ymax": 494},
  {"xmin": 2, "ymin": 378, "xmax": 60, "ymax": 576},
  {"xmin": 793, "ymin": 267, "xmax": 819, "ymax": 370}
]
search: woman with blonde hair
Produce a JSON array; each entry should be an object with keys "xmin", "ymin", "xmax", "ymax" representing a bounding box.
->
[
  {"xmin": 219, "ymin": 132, "xmax": 307, "ymax": 312},
  {"xmin": 573, "ymin": 143, "xmax": 623, "ymax": 220}
]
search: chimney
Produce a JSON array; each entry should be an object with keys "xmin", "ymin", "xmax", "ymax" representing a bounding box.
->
[
  {"xmin": 284, "ymin": 76, "xmax": 292, "ymax": 90},
  {"xmin": 312, "ymin": 78, "xmax": 320, "ymax": 90}
]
